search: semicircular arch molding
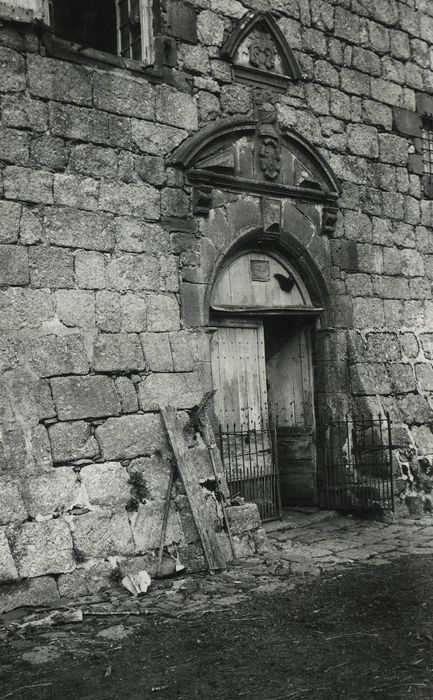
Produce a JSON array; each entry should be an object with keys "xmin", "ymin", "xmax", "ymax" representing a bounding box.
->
[{"xmin": 172, "ymin": 116, "xmax": 341, "ymax": 219}]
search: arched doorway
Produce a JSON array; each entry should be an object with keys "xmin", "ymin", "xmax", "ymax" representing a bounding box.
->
[{"xmin": 209, "ymin": 248, "xmax": 323, "ymax": 518}]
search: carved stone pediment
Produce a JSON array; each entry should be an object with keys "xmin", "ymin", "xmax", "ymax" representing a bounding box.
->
[
  {"xmin": 173, "ymin": 115, "xmax": 339, "ymax": 208},
  {"xmin": 220, "ymin": 11, "xmax": 302, "ymax": 90}
]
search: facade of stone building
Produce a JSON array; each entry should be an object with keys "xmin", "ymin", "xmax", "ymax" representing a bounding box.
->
[{"xmin": 1, "ymin": 0, "xmax": 433, "ymax": 609}]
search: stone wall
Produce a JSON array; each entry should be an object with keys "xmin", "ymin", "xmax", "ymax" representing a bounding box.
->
[{"xmin": 0, "ymin": 0, "xmax": 433, "ymax": 606}]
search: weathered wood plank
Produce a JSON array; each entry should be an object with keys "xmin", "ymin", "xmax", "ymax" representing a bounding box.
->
[{"xmin": 160, "ymin": 404, "xmax": 226, "ymax": 572}]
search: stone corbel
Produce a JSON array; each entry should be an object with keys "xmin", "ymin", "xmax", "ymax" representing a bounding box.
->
[
  {"xmin": 192, "ymin": 186, "xmax": 213, "ymax": 216},
  {"xmin": 322, "ymin": 205, "xmax": 339, "ymax": 237}
]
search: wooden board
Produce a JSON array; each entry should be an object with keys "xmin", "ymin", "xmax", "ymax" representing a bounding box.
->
[
  {"xmin": 211, "ymin": 321, "xmax": 268, "ymax": 430},
  {"xmin": 211, "ymin": 252, "xmax": 308, "ymax": 309},
  {"xmin": 160, "ymin": 405, "xmax": 226, "ymax": 572}
]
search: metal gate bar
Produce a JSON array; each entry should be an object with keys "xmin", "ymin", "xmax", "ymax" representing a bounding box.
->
[
  {"xmin": 318, "ymin": 413, "xmax": 394, "ymax": 513},
  {"xmin": 218, "ymin": 424, "xmax": 282, "ymax": 522}
]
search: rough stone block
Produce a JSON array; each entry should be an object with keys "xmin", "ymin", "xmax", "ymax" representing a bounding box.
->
[
  {"xmin": 21, "ymin": 468, "xmax": 80, "ymax": 518},
  {"xmin": 0, "ymin": 201, "xmax": 21, "ymax": 243},
  {"xmin": 54, "ymin": 174, "xmax": 99, "ymax": 211},
  {"xmin": 197, "ymin": 10, "xmax": 225, "ymax": 45},
  {"xmin": 29, "ymin": 246, "xmax": 74, "ymax": 288},
  {"xmin": 93, "ymin": 72, "xmax": 154, "ymax": 119},
  {"xmin": 4, "ymin": 166, "xmax": 53, "ymax": 204},
  {"xmin": 49, "ymin": 103, "xmax": 109, "ymax": 144},
  {"xmin": 51, "ymin": 376, "xmax": 121, "ymax": 421},
  {"xmin": 27, "ymin": 54, "xmax": 92, "ymax": 105},
  {"xmin": 96, "ymin": 414, "xmax": 168, "ymax": 460},
  {"xmin": 115, "ymin": 219, "xmax": 170, "ymax": 254},
  {"xmin": 147, "ymin": 294, "xmax": 180, "ymax": 331},
  {"xmin": 140, "ymin": 332, "xmax": 173, "ymax": 371},
  {"xmin": 0, "ymin": 244, "xmax": 29, "ymax": 286},
  {"xmin": 180, "ymin": 283, "xmax": 207, "ymax": 327},
  {"xmin": 387, "ymin": 363, "xmax": 417, "ymax": 393},
  {"xmin": 129, "ymin": 501, "xmax": 183, "ymax": 552},
  {"xmin": 0, "ymin": 126, "xmax": 29, "ymax": 164},
  {"xmin": 131, "ymin": 120, "xmax": 188, "ymax": 156},
  {"xmin": 156, "ymin": 86, "xmax": 198, "ymax": 130},
  {"xmin": 2, "ymin": 92, "xmax": 48, "ymax": 132},
  {"xmin": 226, "ymin": 503, "xmax": 261, "ymax": 535},
  {"xmin": 0, "ymin": 478, "xmax": 26, "ymax": 524},
  {"xmin": 69, "ymin": 143, "xmax": 117, "ymax": 179},
  {"xmin": 347, "ymin": 124, "xmax": 379, "ymax": 158},
  {"xmin": 44, "ymin": 207, "xmax": 115, "ymax": 252},
  {"xmin": 55, "ymin": 290, "xmax": 95, "ymax": 328},
  {"xmin": 352, "ymin": 297, "xmax": 384, "ymax": 329},
  {"xmin": 24, "ymin": 334, "xmax": 89, "ymax": 378},
  {"xmin": 416, "ymin": 364, "xmax": 433, "ymax": 391},
  {"xmin": 96, "ymin": 290, "xmax": 122, "ymax": 333},
  {"xmin": 350, "ymin": 363, "xmax": 391, "ymax": 395},
  {"xmin": 393, "ymin": 107, "xmax": 422, "ymax": 137},
  {"xmin": 0, "ymin": 529, "xmax": 19, "ymax": 582},
  {"xmin": 138, "ymin": 372, "xmax": 202, "ymax": 411},
  {"xmin": 49, "ymin": 421, "xmax": 99, "ymax": 463},
  {"xmin": 92, "ymin": 333, "xmax": 146, "ymax": 372},
  {"xmin": 11, "ymin": 519, "xmax": 75, "ymax": 578},
  {"xmin": 0, "ymin": 576, "xmax": 59, "ymax": 613},
  {"xmin": 57, "ymin": 561, "xmax": 113, "ymax": 597},
  {"xmin": 31, "ymin": 134, "xmax": 67, "ymax": 169},
  {"xmin": 115, "ymin": 377, "xmax": 138, "ymax": 413},
  {"xmin": 0, "ymin": 46, "xmax": 25, "ymax": 92},
  {"xmin": 107, "ymin": 254, "xmax": 160, "ymax": 292},
  {"xmin": 161, "ymin": 188, "xmax": 190, "ymax": 218},
  {"xmin": 80, "ymin": 462, "xmax": 130, "ymax": 508},
  {"xmin": 128, "ymin": 455, "xmax": 172, "ymax": 501},
  {"xmin": 221, "ymin": 84, "xmax": 251, "ymax": 115},
  {"xmin": 120, "ymin": 293, "xmax": 148, "ymax": 332},
  {"xmin": 379, "ymin": 133, "xmax": 408, "ymax": 165},
  {"xmin": 166, "ymin": 0, "xmax": 198, "ymax": 42},
  {"xmin": 72, "ymin": 512, "xmax": 135, "ymax": 558},
  {"xmin": 75, "ymin": 250, "xmax": 106, "ymax": 289},
  {"xmin": 0, "ymin": 287, "xmax": 54, "ymax": 331},
  {"xmin": 99, "ymin": 181, "xmax": 160, "ymax": 220}
]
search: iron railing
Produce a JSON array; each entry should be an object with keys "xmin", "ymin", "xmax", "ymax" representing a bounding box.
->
[
  {"xmin": 218, "ymin": 424, "xmax": 282, "ymax": 522},
  {"xmin": 318, "ymin": 413, "xmax": 394, "ymax": 513}
]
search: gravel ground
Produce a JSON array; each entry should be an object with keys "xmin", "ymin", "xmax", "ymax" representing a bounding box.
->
[{"xmin": 2, "ymin": 551, "xmax": 433, "ymax": 699}]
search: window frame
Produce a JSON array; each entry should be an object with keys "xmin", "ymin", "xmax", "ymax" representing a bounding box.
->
[{"xmin": 47, "ymin": 0, "xmax": 154, "ymax": 68}]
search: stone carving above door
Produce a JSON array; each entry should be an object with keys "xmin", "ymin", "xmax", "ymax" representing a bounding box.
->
[
  {"xmin": 171, "ymin": 116, "xmax": 341, "ymax": 231},
  {"xmin": 220, "ymin": 11, "xmax": 302, "ymax": 91}
]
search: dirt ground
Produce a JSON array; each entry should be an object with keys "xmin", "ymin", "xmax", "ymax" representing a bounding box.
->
[{"xmin": 1, "ymin": 553, "xmax": 433, "ymax": 699}]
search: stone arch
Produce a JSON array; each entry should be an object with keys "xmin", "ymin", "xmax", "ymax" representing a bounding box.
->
[{"xmin": 203, "ymin": 226, "xmax": 332, "ymax": 328}]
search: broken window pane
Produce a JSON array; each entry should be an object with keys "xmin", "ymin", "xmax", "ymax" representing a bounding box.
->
[
  {"xmin": 50, "ymin": 0, "xmax": 153, "ymax": 63},
  {"xmin": 50, "ymin": 0, "xmax": 118, "ymax": 55}
]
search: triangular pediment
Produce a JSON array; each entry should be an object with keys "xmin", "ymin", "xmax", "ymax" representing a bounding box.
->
[{"xmin": 220, "ymin": 11, "xmax": 302, "ymax": 90}]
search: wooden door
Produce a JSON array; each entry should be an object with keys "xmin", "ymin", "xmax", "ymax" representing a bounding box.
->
[
  {"xmin": 210, "ymin": 319, "xmax": 268, "ymax": 430},
  {"xmin": 210, "ymin": 320, "xmax": 276, "ymax": 505},
  {"xmin": 264, "ymin": 319, "xmax": 317, "ymax": 505}
]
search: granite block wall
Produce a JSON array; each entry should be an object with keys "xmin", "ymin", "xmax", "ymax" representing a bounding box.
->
[{"xmin": 0, "ymin": 0, "xmax": 432, "ymax": 606}]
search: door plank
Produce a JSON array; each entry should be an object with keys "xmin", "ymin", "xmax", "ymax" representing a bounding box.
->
[{"xmin": 160, "ymin": 405, "xmax": 226, "ymax": 572}]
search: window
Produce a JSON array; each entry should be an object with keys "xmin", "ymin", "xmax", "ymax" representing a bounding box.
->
[
  {"xmin": 49, "ymin": 0, "xmax": 154, "ymax": 64},
  {"xmin": 422, "ymin": 116, "xmax": 433, "ymax": 182}
]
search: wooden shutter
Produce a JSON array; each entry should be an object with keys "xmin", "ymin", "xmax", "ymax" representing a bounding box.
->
[{"xmin": 0, "ymin": 0, "xmax": 49, "ymax": 23}]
